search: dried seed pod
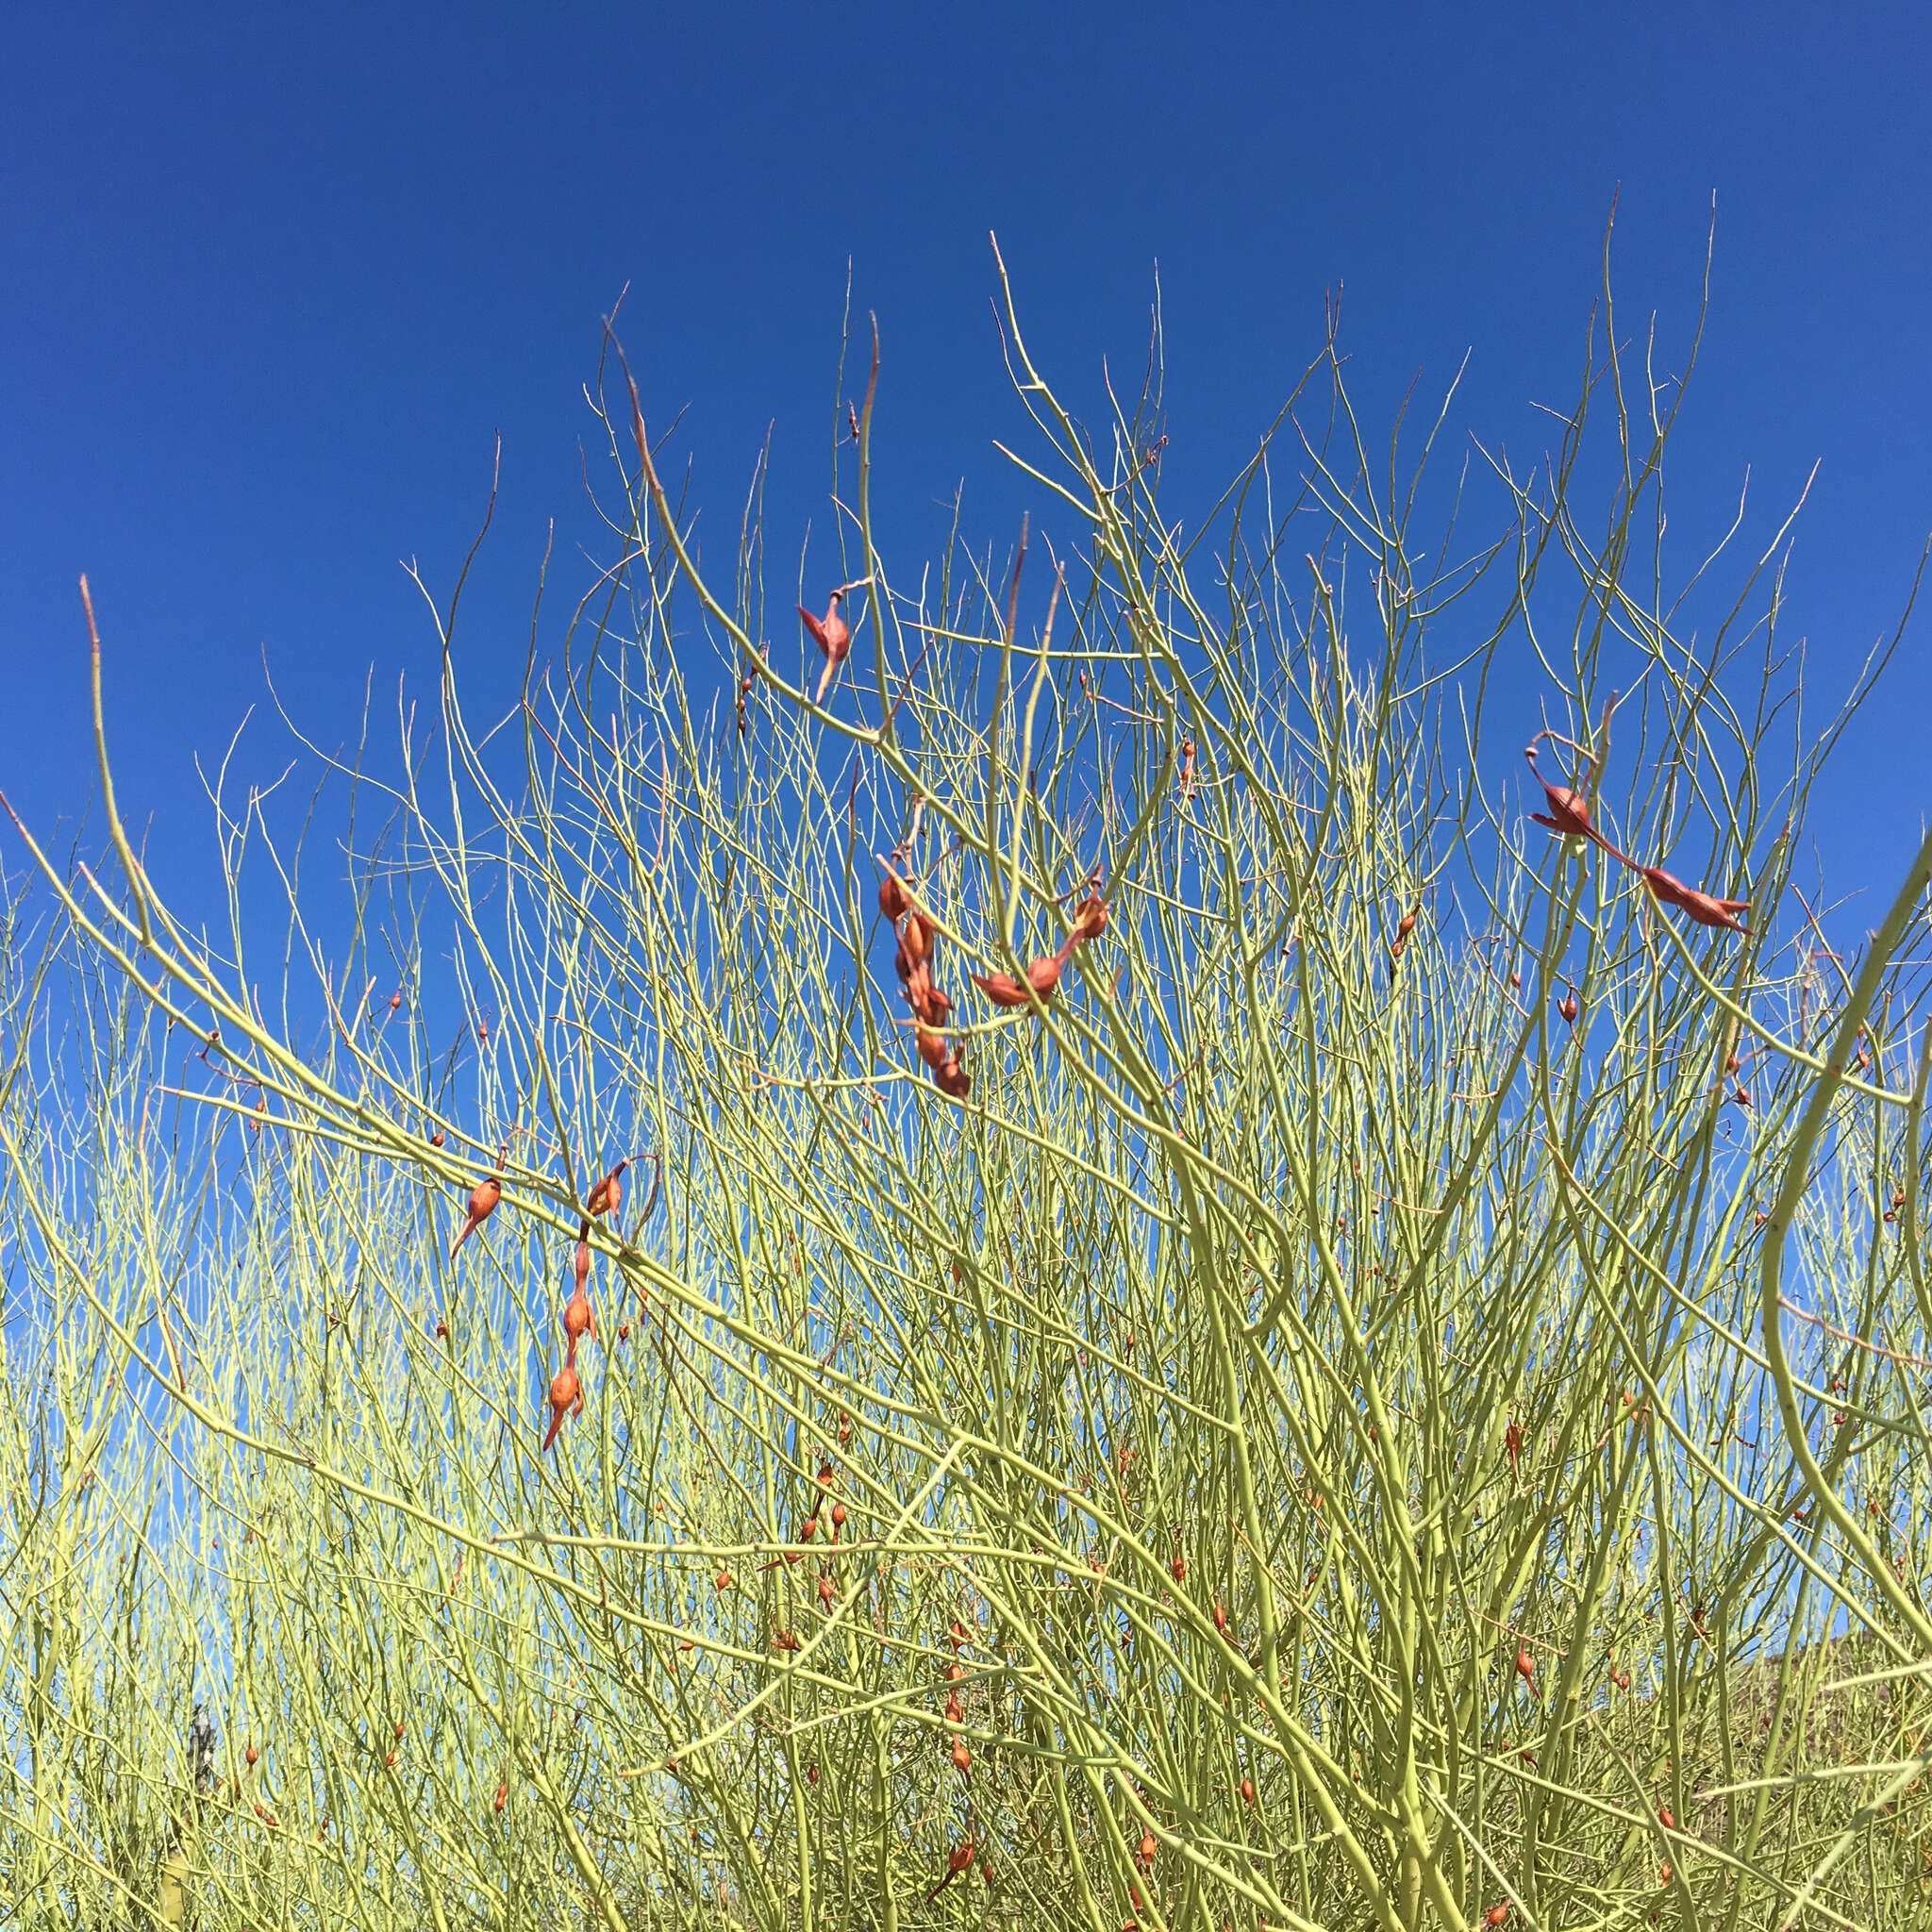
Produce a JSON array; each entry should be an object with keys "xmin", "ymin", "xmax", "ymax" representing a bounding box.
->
[
  {"xmin": 1557, "ymin": 989, "xmax": 1579, "ymax": 1027},
  {"xmin": 1524, "ymin": 740, "xmax": 1630, "ymax": 863},
  {"xmin": 448, "ymin": 1174, "xmax": 503, "ymax": 1264},
  {"xmin": 1241, "ymin": 1775, "xmax": 1255, "ymax": 1808},
  {"xmin": 927, "ymin": 1839, "xmax": 975, "ymax": 1902},
  {"xmin": 584, "ymin": 1159, "xmax": 626, "ymax": 1224},
  {"xmin": 1638, "ymin": 865, "xmax": 1749, "ymax": 932},
  {"xmin": 878, "ymin": 870, "xmax": 912, "ymax": 922},
  {"xmin": 970, "ymin": 942, "xmax": 1071, "ymax": 1008},
  {"xmin": 563, "ymin": 1277, "xmax": 595, "ymax": 1354},
  {"xmin": 902, "ymin": 907, "xmax": 937, "ymax": 966},
  {"xmin": 1486, "ymin": 1907, "xmax": 1510, "ymax": 1927},
  {"xmin": 1516, "ymin": 1646, "xmax": 1536, "ymax": 1688},
  {"xmin": 493, "ymin": 1782, "xmax": 507, "ymax": 1813},
  {"xmin": 798, "ymin": 591, "xmax": 850, "ymax": 702},
  {"xmin": 1069, "ymin": 894, "xmax": 1109, "ymax": 943},
  {"xmin": 542, "ymin": 1366, "xmax": 580, "ymax": 1454},
  {"xmin": 245, "ymin": 1744, "xmax": 259, "ymax": 1767},
  {"xmin": 951, "ymin": 1738, "xmax": 971, "ymax": 1774}
]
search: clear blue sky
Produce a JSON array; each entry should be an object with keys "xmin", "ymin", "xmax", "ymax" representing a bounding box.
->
[{"xmin": 3, "ymin": 4, "xmax": 1927, "ymax": 926}]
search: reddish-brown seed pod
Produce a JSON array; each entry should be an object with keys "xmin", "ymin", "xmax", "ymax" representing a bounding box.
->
[
  {"xmin": 902, "ymin": 907, "xmax": 937, "ymax": 965},
  {"xmin": 1557, "ymin": 989, "xmax": 1579, "ymax": 1026},
  {"xmin": 435, "ymin": 1318, "xmax": 448, "ymax": 1341},
  {"xmin": 1508, "ymin": 969, "xmax": 1522, "ymax": 990},
  {"xmin": 908, "ymin": 974, "xmax": 953, "ymax": 1026},
  {"xmin": 1524, "ymin": 742, "xmax": 1629, "ymax": 861},
  {"xmin": 493, "ymin": 1782, "xmax": 507, "ymax": 1813},
  {"xmin": 618, "ymin": 1321, "xmax": 630, "ymax": 1341},
  {"xmin": 1241, "ymin": 1775, "xmax": 1255, "ymax": 1808},
  {"xmin": 563, "ymin": 1275, "xmax": 595, "ymax": 1354},
  {"xmin": 1069, "ymin": 894, "xmax": 1109, "ymax": 943},
  {"xmin": 807, "ymin": 1760, "xmax": 819, "ymax": 1784},
  {"xmin": 798, "ymin": 591, "xmax": 851, "ymax": 702},
  {"xmin": 1172, "ymin": 1554, "xmax": 1187, "ymax": 1582},
  {"xmin": 934, "ymin": 1056, "xmax": 972, "ymax": 1100},
  {"xmin": 1657, "ymin": 1805, "xmax": 1675, "ymax": 1831},
  {"xmin": 818, "ymin": 1575, "xmax": 835, "ymax": 1607},
  {"xmin": 1139, "ymin": 1830, "xmax": 1158, "ymax": 1867},
  {"xmin": 246, "ymin": 1744, "xmax": 259, "ymax": 1767},
  {"xmin": 914, "ymin": 1024, "xmax": 952, "ymax": 1074},
  {"xmin": 838, "ymin": 1411, "xmax": 853, "ymax": 1445},
  {"xmin": 429, "ymin": 1128, "xmax": 445, "ymax": 1147},
  {"xmin": 947, "ymin": 1659, "xmax": 965, "ymax": 1682},
  {"xmin": 800, "ymin": 1515, "xmax": 819, "ymax": 1542},
  {"xmin": 952, "ymin": 1738, "xmax": 971, "ymax": 1775},
  {"xmin": 1505, "ymin": 1421, "xmax": 1524, "ymax": 1472},
  {"xmin": 1212, "ymin": 1601, "xmax": 1229, "ymax": 1634},
  {"xmin": 585, "ymin": 1159, "xmax": 627, "ymax": 1223},
  {"xmin": 878, "ymin": 871, "xmax": 912, "ymax": 923},
  {"xmin": 542, "ymin": 1364, "xmax": 580, "ymax": 1454},
  {"xmin": 715, "ymin": 1568, "xmax": 732, "ymax": 1591},
  {"xmin": 389, "ymin": 990, "xmax": 403, "ymax": 1011},
  {"xmin": 385, "ymin": 1751, "xmax": 397, "ymax": 1768},
  {"xmin": 947, "ymin": 1617, "xmax": 968, "ymax": 1650},
  {"xmin": 1660, "ymin": 1861, "xmax": 1673, "ymax": 1886},
  {"xmin": 448, "ymin": 1174, "xmax": 503, "ymax": 1264},
  {"xmin": 830, "ymin": 1501, "xmax": 847, "ymax": 1533},
  {"xmin": 972, "ymin": 943, "xmax": 1071, "ymax": 1010},
  {"xmin": 1486, "ymin": 1907, "xmax": 1510, "ymax": 1927},
  {"xmin": 1639, "ymin": 864, "xmax": 1749, "ymax": 933},
  {"xmin": 927, "ymin": 1838, "xmax": 976, "ymax": 1902},
  {"xmin": 1516, "ymin": 1646, "xmax": 1535, "ymax": 1688},
  {"xmin": 395, "ymin": 1722, "xmax": 405, "ymax": 1740}
]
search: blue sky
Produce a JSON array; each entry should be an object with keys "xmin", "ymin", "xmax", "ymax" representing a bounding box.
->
[{"xmin": 3, "ymin": 4, "xmax": 1927, "ymax": 929}]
